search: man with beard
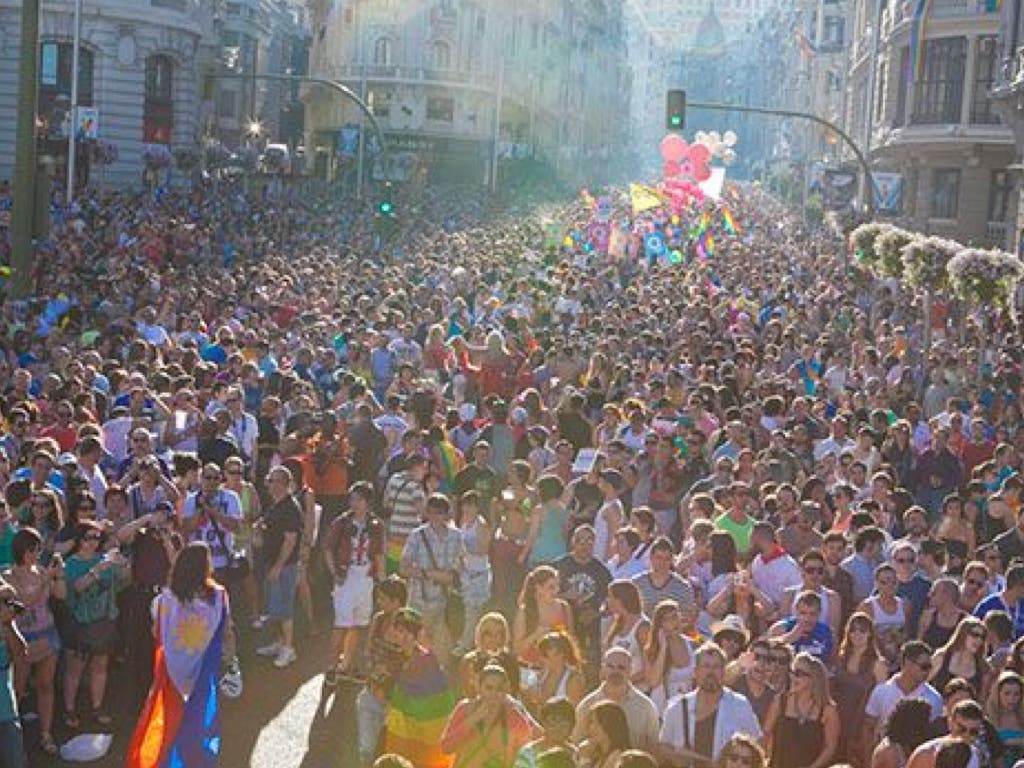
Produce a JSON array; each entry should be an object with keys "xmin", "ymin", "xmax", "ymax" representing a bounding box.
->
[
  {"xmin": 554, "ymin": 524, "xmax": 612, "ymax": 681},
  {"xmin": 659, "ymin": 643, "xmax": 762, "ymax": 766},
  {"xmin": 572, "ymin": 647, "xmax": 660, "ymax": 753}
]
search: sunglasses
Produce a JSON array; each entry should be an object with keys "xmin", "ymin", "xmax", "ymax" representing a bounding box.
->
[
  {"xmin": 803, "ymin": 566, "xmax": 824, "ymax": 575},
  {"xmin": 83, "ymin": 534, "xmax": 103, "ymax": 542},
  {"xmin": 915, "ymin": 659, "xmax": 933, "ymax": 671},
  {"xmin": 202, "ymin": 475, "xmax": 221, "ymax": 481},
  {"xmin": 894, "ymin": 557, "xmax": 915, "ymax": 564},
  {"xmin": 966, "ymin": 578, "xmax": 985, "ymax": 588},
  {"xmin": 226, "ymin": 469, "xmax": 243, "ymax": 476},
  {"xmin": 603, "ymin": 662, "xmax": 629, "ymax": 672}
]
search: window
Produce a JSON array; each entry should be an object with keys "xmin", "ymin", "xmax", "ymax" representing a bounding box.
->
[
  {"xmin": 38, "ymin": 42, "xmax": 94, "ymax": 135},
  {"xmin": 930, "ymin": 168, "xmax": 961, "ymax": 219},
  {"xmin": 216, "ymin": 89, "xmax": 237, "ymax": 118},
  {"xmin": 894, "ymin": 47, "xmax": 909, "ymax": 127},
  {"xmin": 971, "ymin": 36, "xmax": 999, "ymax": 124},
  {"xmin": 912, "ymin": 37, "xmax": 966, "ymax": 125},
  {"xmin": 988, "ymin": 170, "xmax": 1010, "ymax": 223},
  {"xmin": 432, "ymin": 41, "xmax": 451, "ymax": 70},
  {"xmin": 144, "ymin": 55, "xmax": 174, "ymax": 144},
  {"xmin": 373, "ymin": 37, "xmax": 393, "ymax": 67},
  {"xmin": 822, "ymin": 16, "xmax": 844, "ymax": 49},
  {"xmin": 426, "ymin": 95, "xmax": 454, "ymax": 122},
  {"xmin": 369, "ymin": 89, "xmax": 391, "ymax": 117}
]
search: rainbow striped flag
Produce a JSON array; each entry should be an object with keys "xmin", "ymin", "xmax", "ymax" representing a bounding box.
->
[
  {"xmin": 985, "ymin": 0, "xmax": 1002, "ymax": 10},
  {"xmin": 127, "ymin": 590, "xmax": 227, "ymax": 768},
  {"xmin": 908, "ymin": 0, "xmax": 934, "ymax": 85},
  {"xmin": 384, "ymin": 648, "xmax": 456, "ymax": 768},
  {"xmin": 435, "ymin": 441, "xmax": 464, "ymax": 495},
  {"xmin": 386, "ymin": 536, "xmax": 407, "ymax": 576},
  {"xmin": 721, "ymin": 206, "xmax": 740, "ymax": 236}
]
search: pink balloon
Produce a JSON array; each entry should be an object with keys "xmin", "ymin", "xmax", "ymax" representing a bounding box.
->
[
  {"xmin": 660, "ymin": 134, "xmax": 688, "ymax": 163},
  {"xmin": 663, "ymin": 160, "xmax": 681, "ymax": 177},
  {"xmin": 689, "ymin": 144, "xmax": 711, "ymax": 166}
]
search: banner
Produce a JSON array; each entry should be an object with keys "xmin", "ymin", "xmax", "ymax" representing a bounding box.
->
[
  {"xmin": 543, "ymin": 221, "xmax": 564, "ymax": 251},
  {"xmin": 630, "ymin": 183, "xmax": 664, "ymax": 215},
  {"xmin": 822, "ymin": 170, "xmax": 858, "ymax": 210},
  {"xmin": 587, "ymin": 221, "xmax": 611, "ymax": 253},
  {"xmin": 698, "ymin": 168, "xmax": 726, "ymax": 201},
  {"xmin": 872, "ymin": 172, "xmax": 903, "ymax": 214},
  {"xmin": 76, "ymin": 107, "xmax": 99, "ymax": 140},
  {"xmin": 337, "ymin": 125, "xmax": 360, "ymax": 158},
  {"xmin": 644, "ymin": 231, "xmax": 666, "ymax": 260}
]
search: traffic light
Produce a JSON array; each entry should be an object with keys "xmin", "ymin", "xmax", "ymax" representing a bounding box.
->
[
  {"xmin": 666, "ymin": 89, "xmax": 686, "ymax": 130},
  {"xmin": 378, "ymin": 182, "xmax": 393, "ymax": 215}
]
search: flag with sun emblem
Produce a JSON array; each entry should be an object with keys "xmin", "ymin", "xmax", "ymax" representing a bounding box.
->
[{"xmin": 127, "ymin": 586, "xmax": 228, "ymax": 768}]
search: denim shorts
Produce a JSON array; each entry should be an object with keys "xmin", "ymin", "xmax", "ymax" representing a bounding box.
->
[{"xmin": 264, "ymin": 563, "xmax": 298, "ymax": 620}]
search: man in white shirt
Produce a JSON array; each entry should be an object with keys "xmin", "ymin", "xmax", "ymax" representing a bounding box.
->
[
  {"xmin": 864, "ymin": 641, "xmax": 944, "ymax": 747},
  {"xmin": 75, "ymin": 436, "xmax": 108, "ymax": 519},
  {"xmin": 225, "ymin": 386, "xmax": 258, "ymax": 465},
  {"xmin": 574, "ymin": 647, "xmax": 660, "ymax": 753},
  {"xmin": 749, "ymin": 522, "xmax": 802, "ymax": 610},
  {"xmin": 813, "ymin": 415, "xmax": 855, "ymax": 463},
  {"xmin": 660, "ymin": 643, "xmax": 762, "ymax": 766},
  {"xmin": 182, "ymin": 463, "xmax": 244, "ymax": 573}
]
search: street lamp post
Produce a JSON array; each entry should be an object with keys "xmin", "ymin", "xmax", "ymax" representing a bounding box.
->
[
  {"xmin": 66, "ymin": 0, "xmax": 83, "ymax": 203},
  {"xmin": 10, "ymin": 0, "xmax": 41, "ymax": 299}
]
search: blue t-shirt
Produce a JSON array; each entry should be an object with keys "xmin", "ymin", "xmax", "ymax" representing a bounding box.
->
[
  {"xmin": 782, "ymin": 617, "xmax": 834, "ymax": 661},
  {"xmin": 975, "ymin": 593, "xmax": 1024, "ymax": 639}
]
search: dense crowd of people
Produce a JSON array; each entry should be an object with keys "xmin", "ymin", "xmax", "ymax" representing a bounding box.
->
[{"xmin": 0, "ymin": 169, "xmax": 1023, "ymax": 768}]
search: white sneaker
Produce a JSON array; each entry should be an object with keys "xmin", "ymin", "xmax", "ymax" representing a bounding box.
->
[
  {"xmin": 273, "ymin": 646, "xmax": 298, "ymax": 668},
  {"xmin": 219, "ymin": 659, "xmax": 243, "ymax": 699},
  {"xmin": 257, "ymin": 641, "xmax": 281, "ymax": 658}
]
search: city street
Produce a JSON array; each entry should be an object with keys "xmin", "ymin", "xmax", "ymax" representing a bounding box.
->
[{"xmin": 26, "ymin": 633, "xmax": 361, "ymax": 768}]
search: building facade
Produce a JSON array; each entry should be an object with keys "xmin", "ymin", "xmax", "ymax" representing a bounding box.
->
[
  {"xmin": 210, "ymin": 0, "xmax": 309, "ymax": 147},
  {"xmin": 0, "ymin": 0, "xmax": 214, "ymax": 189},
  {"xmin": 304, "ymin": 0, "xmax": 630, "ymax": 188},
  {"xmin": 990, "ymin": 0, "xmax": 1024, "ymax": 255},
  {"xmin": 845, "ymin": 0, "xmax": 1011, "ymax": 246}
]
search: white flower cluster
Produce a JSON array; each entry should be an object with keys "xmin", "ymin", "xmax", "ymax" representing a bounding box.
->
[
  {"xmin": 902, "ymin": 236, "xmax": 961, "ymax": 292},
  {"xmin": 947, "ymin": 247, "xmax": 1024, "ymax": 307}
]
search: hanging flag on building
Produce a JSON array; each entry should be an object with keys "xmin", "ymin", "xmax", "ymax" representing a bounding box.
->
[
  {"xmin": 908, "ymin": 0, "xmax": 935, "ymax": 85},
  {"xmin": 794, "ymin": 29, "xmax": 817, "ymax": 63}
]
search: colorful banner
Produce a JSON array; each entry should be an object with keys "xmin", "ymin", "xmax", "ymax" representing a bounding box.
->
[
  {"xmin": 908, "ymin": 0, "xmax": 934, "ymax": 85},
  {"xmin": 587, "ymin": 221, "xmax": 611, "ymax": 253},
  {"xmin": 872, "ymin": 172, "xmax": 904, "ymax": 214},
  {"xmin": 644, "ymin": 231, "xmax": 666, "ymax": 260},
  {"xmin": 608, "ymin": 227, "xmax": 628, "ymax": 259},
  {"xmin": 630, "ymin": 183, "xmax": 665, "ymax": 215}
]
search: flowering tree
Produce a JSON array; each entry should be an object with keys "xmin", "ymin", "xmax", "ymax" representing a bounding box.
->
[
  {"xmin": 875, "ymin": 226, "xmax": 914, "ymax": 278},
  {"xmin": 947, "ymin": 248, "xmax": 1024, "ymax": 309},
  {"xmin": 849, "ymin": 222, "xmax": 892, "ymax": 273}
]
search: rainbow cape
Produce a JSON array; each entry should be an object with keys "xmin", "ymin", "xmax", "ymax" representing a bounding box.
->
[
  {"xmin": 127, "ymin": 589, "xmax": 227, "ymax": 768},
  {"xmin": 721, "ymin": 206, "xmax": 740, "ymax": 236},
  {"xmin": 384, "ymin": 648, "xmax": 456, "ymax": 768},
  {"xmin": 435, "ymin": 441, "xmax": 464, "ymax": 494},
  {"xmin": 386, "ymin": 536, "xmax": 407, "ymax": 575}
]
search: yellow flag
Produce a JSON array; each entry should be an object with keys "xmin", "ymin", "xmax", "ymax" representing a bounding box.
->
[{"xmin": 630, "ymin": 183, "xmax": 664, "ymax": 215}]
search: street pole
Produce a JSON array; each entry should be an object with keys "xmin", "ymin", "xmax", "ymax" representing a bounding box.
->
[
  {"xmin": 860, "ymin": 0, "xmax": 882, "ymax": 213},
  {"xmin": 11, "ymin": 0, "xmax": 40, "ymax": 299},
  {"xmin": 489, "ymin": 51, "xmax": 504, "ymax": 193},
  {"xmin": 66, "ymin": 0, "xmax": 83, "ymax": 204}
]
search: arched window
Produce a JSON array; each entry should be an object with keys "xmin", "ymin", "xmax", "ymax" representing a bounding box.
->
[
  {"xmin": 433, "ymin": 41, "xmax": 452, "ymax": 69},
  {"xmin": 374, "ymin": 37, "xmax": 393, "ymax": 67},
  {"xmin": 144, "ymin": 55, "xmax": 174, "ymax": 143}
]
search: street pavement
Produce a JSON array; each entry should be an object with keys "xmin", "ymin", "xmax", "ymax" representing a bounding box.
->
[{"xmin": 25, "ymin": 632, "xmax": 363, "ymax": 768}]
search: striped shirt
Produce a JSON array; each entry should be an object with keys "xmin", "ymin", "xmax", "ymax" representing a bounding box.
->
[
  {"xmin": 383, "ymin": 470, "xmax": 426, "ymax": 540},
  {"xmin": 632, "ymin": 571, "xmax": 696, "ymax": 617}
]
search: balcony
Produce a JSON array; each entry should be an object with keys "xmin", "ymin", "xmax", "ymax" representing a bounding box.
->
[
  {"xmin": 884, "ymin": 0, "xmax": 997, "ymax": 36},
  {"xmin": 313, "ymin": 63, "xmax": 498, "ymax": 94}
]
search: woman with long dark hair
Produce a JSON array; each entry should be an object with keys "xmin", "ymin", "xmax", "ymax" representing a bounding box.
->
[
  {"xmin": 871, "ymin": 697, "xmax": 934, "ymax": 768},
  {"xmin": 832, "ymin": 612, "xmax": 888, "ymax": 765},
  {"xmin": 582, "ymin": 701, "xmax": 632, "ymax": 768},
  {"xmin": 603, "ymin": 579, "xmax": 650, "ymax": 686},
  {"xmin": 513, "ymin": 565, "xmax": 573, "ymax": 670},
  {"xmin": 127, "ymin": 542, "xmax": 229, "ymax": 768}
]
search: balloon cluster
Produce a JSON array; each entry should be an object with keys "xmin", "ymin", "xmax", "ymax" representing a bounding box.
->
[{"xmin": 693, "ymin": 130, "xmax": 739, "ymax": 166}]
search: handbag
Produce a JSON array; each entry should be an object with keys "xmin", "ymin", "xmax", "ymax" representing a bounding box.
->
[
  {"xmin": 208, "ymin": 500, "xmax": 251, "ymax": 584},
  {"xmin": 419, "ymin": 529, "xmax": 464, "ymax": 640}
]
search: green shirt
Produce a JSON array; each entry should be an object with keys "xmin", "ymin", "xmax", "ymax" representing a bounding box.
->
[
  {"xmin": 64, "ymin": 554, "xmax": 127, "ymax": 624},
  {"xmin": 0, "ymin": 523, "xmax": 14, "ymax": 569},
  {"xmin": 715, "ymin": 512, "xmax": 755, "ymax": 554}
]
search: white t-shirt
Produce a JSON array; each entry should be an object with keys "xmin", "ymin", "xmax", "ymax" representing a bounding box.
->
[
  {"xmin": 750, "ymin": 551, "xmax": 803, "ymax": 606},
  {"xmin": 183, "ymin": 489, "xmax": 244, "ymax": 569},
  {"xmin": 865, "ymin": 677, "xmax": 943, "ymax": 735}
]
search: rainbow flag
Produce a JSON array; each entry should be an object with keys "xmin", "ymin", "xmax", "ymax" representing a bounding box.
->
[
  {"xmin": 386, "ymin": 535, "xmax": 407, "ymax": 576},
  {"xmin": 908, "ymin": 0, "xmax": 934, "ymax": 85},
  {"xmin": 985, "ymin": 0, "xmax": 1002, "ymax": 10},
  {"xmin": 384, "ymin": 648, "xmax": 456, "ymax": 768},
  {"xmin": 127, "ymin": 589, "xmax": 227, "ymax": 768},
  {"xmin": 435, "ymin": 441, "xmax": 464, "ymax": 494},
  {"xmin": 721, "ymin": 206, "xmax": 740, "ymax": 236}
]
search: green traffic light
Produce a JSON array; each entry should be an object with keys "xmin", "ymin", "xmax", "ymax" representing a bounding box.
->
[
  {"xmin": 670, "ymin": 115, "xmax": 682, "ymax": 127},
  {"xmin": 379, "ymin": 202, "xmax": 393, "ymax": 214}
]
